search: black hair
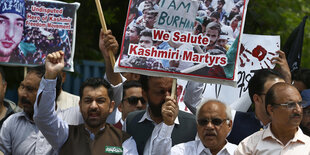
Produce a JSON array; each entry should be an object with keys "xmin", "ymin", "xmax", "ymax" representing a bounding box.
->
[
  {"xmin": 129, "ymin": 7, "xmax": 139, "ymax": 19},
  {"xmin": 132, "ymin": 24, "xmax": 145, "ymax": 36},
  {"xmin": 292, "ymin": 68, "xmax": 310, "ymax": 89},
  {"xmin": 218, "ymin": 0, "xmax": 225, "ymax": 5},
  {"xmin": 79, "ymin": 78, "xmax": 113, "ymax": 100},
  {"xmin": 210, "ymin": 11, "xmax": 220, "ymax": 20},
  {"xmin": 122, "ymin": 80, "xmax": 142, "ymax": 99},
  {"xmin": 140, "ymin": 29, "xmax": 152, "ymax": 38},
  {"xmin": 28, "ymin": 65, "xmax": 62, "ymax": 99},
  {"xmin": 140, "ymin": 75, "xmax": 149, "ymax": 91},
  {"xmin": 248, "ymin": 69, "xmax": 284, "ymax": 103},
  {"xmin": 206, "ymin": 21, "xmax": 221, "ymax": 34}
]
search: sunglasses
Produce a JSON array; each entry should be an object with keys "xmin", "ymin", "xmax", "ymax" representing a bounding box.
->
[
  {"xmin": 123, "ymin": 96, "xmax": 146, "ymax": 105},
  {"xmin": 197, "ymin": 118, "xmax": 227, "ymax": 126}
]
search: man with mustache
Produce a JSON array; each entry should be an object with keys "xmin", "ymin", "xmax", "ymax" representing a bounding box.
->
[
  {"xmin": 125, "ymin": 75, "xmax": 197, "ymax": 155},
  {"xmin": 235, "ymin": 83, "xmax": 310, "ymax": 154},
  {"xmin": 157, "ymin": 99, "xmax": 237, "ymax": 155},
  {"xmin": 0, "ymin": 65, "xmax": 79, "ymax": 154},
  {"xmin": 0, "ymin": 0, "xmax": 25, "ymax": 62},
  {"xmin": 33, "ymin": 51, "xmax": 138, "ymax": 154}
]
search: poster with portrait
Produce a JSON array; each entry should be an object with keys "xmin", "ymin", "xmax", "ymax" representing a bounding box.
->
[
  {"xmin": 177, "ymin": 34, "xmax": 281, "ymax": 110},
  {"xmin": 0, "ymin": 0, "xmax": 79, "ymax": 71},
  {"xmin": 115, "ymin": 0, "xmax": 249, "ymax": 86}
]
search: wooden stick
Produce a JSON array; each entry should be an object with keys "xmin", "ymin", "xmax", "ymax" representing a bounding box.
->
[
  {"xmin": 171, "ymin": 78, "xmax": 177, "ymax": 97},
  {"xmin": 24, "ymin": 67, "xmax": 27, "ymax": 78},
  {"xmin": 95, "ymin": 0, "xmax": 116, "ymax": 68}
]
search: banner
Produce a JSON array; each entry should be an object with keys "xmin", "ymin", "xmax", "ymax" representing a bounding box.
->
[
  {"xmin": 178, "ymin": 34, "xmax": 280, "ymax": 109},
  {"xmin": 0, "ymin": 0, "xmax": 79, "ymax": 71},
  {"xmin": 115, "ymin": 0, "xmax": 249, "ymax": 86}
]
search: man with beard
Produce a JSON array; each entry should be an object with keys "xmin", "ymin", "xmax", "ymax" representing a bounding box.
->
[
  {"xmin": 0, "ymin": 0, "xmax": 25, "ymax": 62},
  {"xmin": 235, "ymin": 83, "xmax": 310, "ymax": 154},
  {"xmin": 33, "ymin": 51, "xmax": 138, "ymax": 154},
  {"xmin": 0, "ymin": 65, "xmax": 80, "ymax": 155},
  {"xmin": 125, "ymin": 75, "xmax": 197, "ymax": 155}
]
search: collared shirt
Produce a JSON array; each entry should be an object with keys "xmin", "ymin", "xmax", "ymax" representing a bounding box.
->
[
  {"xmin": 33, "ymin": 78, "xmax": 138, "ymax": 154},
  {"xmin": 0, "ymin": 112, "xmax": 57, "ymax": 155},
  {"xmin": 136, "ymin": 108, "xmax": 180, "ymax": 155},
  {"xmin": 171, "ymin": 140, "xmax": 237, "ymax": 155},
  {"xmin": 0, "ymin": 98, "xmax": 83, "ymax": 155},
  {"xmin": 235, "ymin": 125, "xmax": 310, "ymax": 155}
]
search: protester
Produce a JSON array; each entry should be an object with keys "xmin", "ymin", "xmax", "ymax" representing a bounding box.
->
[
  {"xmin": 33, "ymin": 51, "xmax": 138, "ymax": 154},
  {"xmin": 235, "ymin": 83, "xmax": 310, "ymax": 154},
  {"xmin": 157, "ymin": 99, "xmax": 236, "ymax": 155},
  {"xmin": 0, "ymin": 65, "xmax": 83, "ymax": 155},
  {"xmin": 114, "ymin": 80, "xmax": 147, "ymax": 130},
  {"xmin": 0, "ymin": 0, "xmax": 25, "ymax": 62},
  {"xmin": 300, "ymin": 89, "xmax": 310, "ymax": 136},
  {"xmin": 0, "ymin": 67, "xmax": 21, "ymax": 128},
  {"xmin": 292, "ymin": 68, "xmax": 310, "ymax": 92},
  {"xmin": 125, "ymin": 75, "xmax": 197, "ymax": 154}
]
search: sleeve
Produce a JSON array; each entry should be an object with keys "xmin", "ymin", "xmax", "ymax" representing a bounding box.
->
[
  {"xmin": 122, "ymin": 136, "xmax": 138, "ymax": 155},
  {"xmin": 0, "ymin": 118, "xmax": 13, "ymax": 154},
  {"xmin": 183, "ymin": 81, "xmax": 205, "ymax": 115},
  {"xmin": 33, "ymin": 77, "xmax": 69, "ymax": 151},
  {"xmin": 105, "ymin": 74, "xmax": 126, "ymax": 124},
  {"xmin": 234, "ymin": 136, "xmax": 254, "ymax": 155},
  {"xmin": 150, "ymin": 123, "xmax": 174, "ymax": 155}
]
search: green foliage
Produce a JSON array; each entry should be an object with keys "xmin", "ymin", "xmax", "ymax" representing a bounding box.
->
[{"xmin": 244, "ymin": 0, "xmax": 310, "ymax": 68}]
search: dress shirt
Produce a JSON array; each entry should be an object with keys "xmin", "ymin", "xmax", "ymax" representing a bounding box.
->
[
  {"xmin": 0, "ymin": 112, "xmax": 57, "ymax": 155},
  {"xmin": 171, "ymin": 140, "xmax": 237, "ymax": 155},
  {"xmin": 235, "ymin": 125, "xmax": 310, "ymax": 155},
  {"xmin": 105, "ymin": 74, "xmax": 125, "ymax": 124},
  {"xmin": 33, "ymin": 78, "xmax": 138, "ymax": 154},
  {"xmin": 56, "ymin": 90, "xmax": 79, "ymax": 110},
  {"xmin": 0, "ymin": 97, "xmax": 83, "ymax": 155},
  {"xmin": 136, "ymin": 109, "xmax": 180, "ymax": 155}
]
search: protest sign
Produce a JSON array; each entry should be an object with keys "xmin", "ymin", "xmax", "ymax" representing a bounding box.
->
[
  {"xmin": 0, "ymin": 0, "xmax": 79, "ymax": 71},
  {"xmin": 115, "ymin": 0, "xmax": 249, "ymax": 86},
  {"xmin": 177, "ymin": 34, "xmax": 281, "ymax": 110}
]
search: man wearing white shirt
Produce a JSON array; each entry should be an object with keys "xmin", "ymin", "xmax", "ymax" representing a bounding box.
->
[
  {"xmin": 235, "ymin": 83, "xmax": 310, "ymax": 155},
  {"xmin": 158, "ymin": 99, "xmax": 236, "ymax": 155}
]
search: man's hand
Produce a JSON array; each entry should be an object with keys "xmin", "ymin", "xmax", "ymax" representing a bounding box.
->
[
  {"xmin": 99, "ymin": 29, "xmax": 119, "ymax": 59},
  {"xmin": 162, "ymin": 96, "xmax": 179, "ymax": 126},
  {"xmin": 271, "ymin": 50, "xmax": 292, "ymax": 83},
  {"xmin": 45, "ymin": 51, "xmax": 65, "ymax": 79}
]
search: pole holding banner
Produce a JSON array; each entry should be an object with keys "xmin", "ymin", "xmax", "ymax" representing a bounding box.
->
[
  {"xmin": 94, "ymin": 0, "xmax": 116, "ymax": 67},
  {"xmin": 171, "ymin": 79, "xmax": 177, "ymax": 98},
  {"xmin": 24, "ymin": 67, "xmax": 27, "ymax": 78}
]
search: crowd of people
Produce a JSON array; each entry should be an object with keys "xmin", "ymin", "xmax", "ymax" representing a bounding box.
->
[
  {"xmin": 0, "ymin": 0, "xmax": 310, "ymax": 155},
  {"xmin": 0, "ymin": 0, "xmax": 74, "ymax": 68},
  {"xmin": 120, "ymin": 0, "xmax": 244, "ymax": 77}
]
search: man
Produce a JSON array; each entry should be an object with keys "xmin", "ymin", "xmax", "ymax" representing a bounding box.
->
[
  {"xmin": 226, "ymin": 69, "xmax": 285, "ymax": 144},
  {"xmin": 235, "ymin": 83, "xmax": 310, "ymax": 154},
  {"xmin": 158, "ymin": 99, "xmax": 236, "ymax": 155},
  {"xmin": 139, "ymin": 29, "xmax": 154, "ymax": 48},
  {"xmin": 114, "ymin": 80, "xmax": 147, "ymax": 130},
  {"xmin": 292, "ymin": 68, "xmax": 310, "ymax": 92},
  {"xmin": 216, "ymin": 0, "xmax": 226, "ymax": 22},
  {"xmin": 33, "ymin": 51, "xmax": 138, "ymax": 154},
  {"xmin": 0, "ymin": 67, "xmax": 21, "ymax": 128},
  {"xmin": 0, "ymin": 0, "xmax": 25, "ymax": 62},
  {"xmin": 126, "ymin": 75, "xmax": 197, "ymax": 154},
  {"xmin": 145, "ymin": 10, "xmax": 157, "ymax": 29},
  {"xmin": 300, "ymin": 89, "xmax": 310, "ymax": 136},
  {"xmin": 0, "ymin": 65, "xmax": 82, "ymax": 155}
]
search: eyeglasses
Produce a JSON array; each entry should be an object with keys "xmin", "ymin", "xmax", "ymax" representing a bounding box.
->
[
  {"xmin": 123, "ymin": 96, "xmax": 146, "ymax": 105},
  {"xmin": 273, "ymin": 101, "xmax": 305, "ymax": 110},
  {"xmin": 197, "ymin": 118, "xmax": 227, "ymax": 126}
]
